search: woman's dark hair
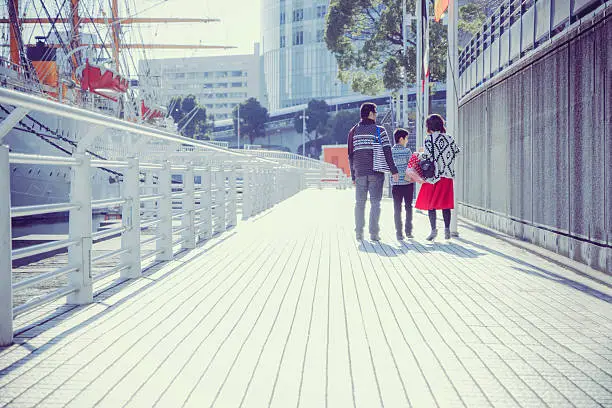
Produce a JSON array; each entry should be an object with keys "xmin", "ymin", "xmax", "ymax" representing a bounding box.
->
[
  {"xmin": 426, "ymin": 114, "xmax": 446, "ymax": 133},
  {"xmin": 360, "ymin": 102, "xmax": 377, "ymax": 119},
  {"xmin": 393, "ymin": 128, "xmax": 409, "ymax": 143}
]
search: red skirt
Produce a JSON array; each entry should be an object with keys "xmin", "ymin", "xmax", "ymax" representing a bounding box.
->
[{"xmin": 415, "ymin": 177, "xmax": 455, "ymax": 210}]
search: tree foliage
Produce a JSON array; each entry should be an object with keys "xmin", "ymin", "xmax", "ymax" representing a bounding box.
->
[
  {"xmin": 325, "ymin": 0, "xmax": 447, "ymax": 95},
  {"xmin": 325, "ymin": 0, "xmax": 492, "ymax": 94},
  {"xmin": 167, "ymin": 95, "xmax": 208, "ymax": 139},
  {"xmin": 328, "ymin": 110, "xmax": 361, "ymax": 144},
  {"xmin": 293, "ymin": 99, "xmax": 331, "ymax": 140},
  {"xmin": 233, "ymin": 98, "xmax": 269, "ymax": 145}
]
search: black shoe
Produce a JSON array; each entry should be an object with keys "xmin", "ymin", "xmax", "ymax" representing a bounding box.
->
[
  {"xmin": 425, "ymin": 229, "xmax": 437, "ymax": 241},
  {"xmin": 370, "ymin": 233, "xmax": 381, "ymax": 241},
  {"xmin": 356, "ymin": 231, "xmax": 364, "ymax": 240},
  {"xmin": 444, "ymin": 228, "xmax": 451, "ymax": 240},
  {"xmin": 405, "ymin": 232, "xmax": 414, "ymax": 239},
  {"xmin": 396, "ymin": 233, "xmax": 404, "ymax": 240}
]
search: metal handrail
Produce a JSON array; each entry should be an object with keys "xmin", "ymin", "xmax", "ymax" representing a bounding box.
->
[
  {"xmin": 13, "ymin": 264, "xmax": 78, "ymax": 291},
  {"xmin": 11, "ymin": 202, "xmax": 80, "ymax": 217},
  {"xmin": 11, "ymin": 238, "xmax": 79, "ymax": 260}
]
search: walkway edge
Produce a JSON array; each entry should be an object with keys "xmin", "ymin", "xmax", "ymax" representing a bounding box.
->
[{"xmin": 458, "ymin": 216, "xmax": 612, "ymax": 289}]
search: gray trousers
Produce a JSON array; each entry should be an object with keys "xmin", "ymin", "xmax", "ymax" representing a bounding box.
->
[{"xmin": 354, "ymin": 173, "xmax": 384, "ymax": 235}]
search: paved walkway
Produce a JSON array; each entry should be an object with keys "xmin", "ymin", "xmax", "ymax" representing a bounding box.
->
[{"xmin": 1, "ymin": 189, "xmax": 611, "ymax": 408}]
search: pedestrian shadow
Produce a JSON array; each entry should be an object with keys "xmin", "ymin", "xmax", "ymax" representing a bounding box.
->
[
  {"xmin": 410, "ymin": 240, "xmax": 487, "ymax": 259},
  {"xmin": 357, "ymin": 240, "xmax": 410, "ymax": 257},
  {"xmin": 513, "ymin": 267, "xmax": 612, "ymax": 303},
  {"xmin": 457, "ymin": 237, "xmax": 612, "ymax": 303},
  {"xmin": 0, "ymin": 231, "xmax": 238, "ymax": 374}
]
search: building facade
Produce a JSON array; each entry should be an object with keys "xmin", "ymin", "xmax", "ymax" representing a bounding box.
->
[
  {"xmin": 261, "ymin": 0, "xmax": 358, "ymax": 113},
  {"xmin": 141, "ymin": 44, "xmax": 262, "ymax": 121}
]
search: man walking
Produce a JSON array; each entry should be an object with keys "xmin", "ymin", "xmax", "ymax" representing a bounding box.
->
[{"xmin": 348, "ymin": 103, "xmax": 399, "ymax": 241}]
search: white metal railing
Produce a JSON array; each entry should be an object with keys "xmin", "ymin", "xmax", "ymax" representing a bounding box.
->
[{"xmin": 0, "ymin": 87, "xmax": 351, "ymax": 346}]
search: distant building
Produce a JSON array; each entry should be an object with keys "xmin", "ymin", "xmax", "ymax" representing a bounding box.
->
[
  {"xmin": 140, "ymin": 44, "xmax": 262, "ymax": 121},
  {"xmin": 261, "ymin": 0, "xmax": 360, "ymax": 113}
]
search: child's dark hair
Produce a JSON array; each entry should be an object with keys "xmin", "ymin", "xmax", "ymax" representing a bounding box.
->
[
  {"xmin": 426, "ymin": 114, "xmax": 446, "ymax": 133},
  {"xmin": 393, "ymin": 128, "xmax": 409, "ymax": 144},
  {"xmin": 360, "ymin": 102, "xmax": 377, "ymax": 119}
]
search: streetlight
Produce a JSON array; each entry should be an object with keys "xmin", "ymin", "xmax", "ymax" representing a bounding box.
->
[
  {"xmin": 236, "ymin": 103, "xmax": 240, "ymax": 149},
  {"xmin": 298, "ymin": 108, "xmax": 309, "ymax": 157}
]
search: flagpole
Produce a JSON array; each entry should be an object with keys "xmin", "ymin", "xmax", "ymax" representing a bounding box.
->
[
  {"xmin": 402, "ymin": 0, "xmax": 408, "ymax": 130},
  {"xmin": 424, "ymin": 2, "xmax": 430, "ymax": 126},
  {"xmin": 416, "ymin": 0, "xmax": 423, "ymax": 151},
  {"xmin": 447, "ymin": 0, "xmax": 459, "ymax": 236}
]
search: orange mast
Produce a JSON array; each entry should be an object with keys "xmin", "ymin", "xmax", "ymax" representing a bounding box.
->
[
  {"xmin": 110, "ymin": 0, "xmax": 120, "ymax": 73},
  {"xmin": 70, "ymin": 0, "xmax": 79, "ymax": 69},
  {"xmin": 8, "ymin": 0, "xmax": 19, "ymax": 66}
]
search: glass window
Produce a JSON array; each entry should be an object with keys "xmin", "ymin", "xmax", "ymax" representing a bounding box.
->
[
  {"xmin": 214, "ymin": 83, "xmax": 228, "ymax": 88},
  {"xmin": 316, "ymin": 5, "xmax": 327, "ymax": 18},
  {"xmin": 292, "ymin": 8, "xmax": 303, "ymax": 22},
  {"xmin": 293, "ymin": 31, "xmax": 303, "ymax": 45},
  {"xmin": 203, "ymin": 83, "xmax": 213, "ymax": 88},
  {"xmin": 231, "ymin": 82, "xmax": 242, "ymax": 88},
  {"xmin": 280, "ymin": 11, "xmax": 286, "ymax": 24},
  {"xmin": 317, "ymin": 29, "xmax": 324, "ymax": 42},
  {"xmin": 280, "ymin": 35, "xmax": 286, "ymax": 48},
  {"xmin": 231, "ymin": 70, "xmax": 242, "ymax": 77}
]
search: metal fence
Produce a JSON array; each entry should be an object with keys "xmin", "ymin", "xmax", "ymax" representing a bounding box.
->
[
  {"xmin": 458, "ymin": 0, "xmax": 608, "ymax": 99},
  {"xmin": 0, "ymin": 87, "xmax": 349, "ymax": 346}
]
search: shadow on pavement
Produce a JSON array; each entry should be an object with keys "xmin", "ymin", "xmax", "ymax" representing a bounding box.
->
[{"xmin": 457, "ymin": 237, "xmax": 612, "ymax": 303}]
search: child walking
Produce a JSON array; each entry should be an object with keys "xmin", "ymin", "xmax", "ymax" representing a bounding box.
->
[{"xmin": 390, "ymin": 128, "xmax": 414, "ymax": 240}]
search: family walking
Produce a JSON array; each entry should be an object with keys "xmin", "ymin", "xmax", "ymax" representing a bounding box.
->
[{"xmin": 347, "ymin": 102, "xmax": 461, "ymax": 241}]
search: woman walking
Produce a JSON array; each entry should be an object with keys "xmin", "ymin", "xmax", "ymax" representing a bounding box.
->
[{"xmin": 415, "ymin": 114, "xmax": 461, "ymax": 240}]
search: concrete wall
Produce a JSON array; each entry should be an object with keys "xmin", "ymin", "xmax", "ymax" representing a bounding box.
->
[{"xmin": 457, "ymin": 14, "xmax": 611, "ymax": 274}]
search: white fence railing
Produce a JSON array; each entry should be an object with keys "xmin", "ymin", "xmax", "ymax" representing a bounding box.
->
[{"xmin": 0, "ymin": 87, "xmax": 350, "ymax": 346}]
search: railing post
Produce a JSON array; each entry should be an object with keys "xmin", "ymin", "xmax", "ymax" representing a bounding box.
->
[
  {"xmin": 120, "ymin": 157, "xmax": 141, "ymax": 278},
  {"xmin": 156, "ymin": 161, "xmax": 173, "ymax": 261},
  {"xmin": 0, "ymin": 146, "xmax": 13, "ymax": 346},
  {"xmin": 182, "ymin": 164, "xmax": 196, "ymax": 249},
  {"xmin": 319, "ymin": 166, "xmax": 324, "ymax": 189},
  {"xmin": 227, "ymin": 164, "xmax": 237, "ymax": 228},
  {"xmin": 242, "ymin": 167, "xmax": 252, "ymax": 220},
  {"xmin": 68, "ymin": 153, "xmax": 93, "ymax": 305},
  {"xmin": 213, "ymin": 167, "xmax": 225, "ymax": 233},
  {"xmin": 199, "ymin": 167, "xmax": 213, "ymax": 240},
  {"xmin": 255, "ymin": 168, "xmax": 262, "ymax": 214}
]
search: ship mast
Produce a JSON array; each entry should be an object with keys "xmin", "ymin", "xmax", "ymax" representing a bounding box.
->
[
  {"xmin": 69, "ymin": 0, "xmax": 79, "ymax": 69},
  {"xmin": 110, "ymin": 0, "xmax": 120, "ymax": 73},
  {"xmin": 7, "ymin": 0, "xmax": 20, "ymax": 66}
]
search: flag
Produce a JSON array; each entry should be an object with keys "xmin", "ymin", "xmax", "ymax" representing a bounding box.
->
[
  {"xmin": 421, "ymin": 0, "xmax": 430, "ymax": 92},
  {"xmin": 434, "ymin": 0, "xmax": 449, "ymax": 22}
]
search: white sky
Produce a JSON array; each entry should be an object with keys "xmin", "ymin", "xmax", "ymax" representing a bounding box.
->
[{"xmin": 127, "ymin": 0, "xmax": 262, "ymax": 61}]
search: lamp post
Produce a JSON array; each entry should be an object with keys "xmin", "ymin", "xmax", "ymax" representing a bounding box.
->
[
  {"xmin": 299, "ymin": 108, "xmax": 308, "ymax": 156},
  {"xmin": 236, "ymin": 103, "xmax": 240, "ymax": 149}
]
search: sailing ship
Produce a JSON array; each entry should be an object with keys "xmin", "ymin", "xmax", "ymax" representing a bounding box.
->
[{"xmin": 0, "ymin": 0, "xmax": 232, "ymax": 210}]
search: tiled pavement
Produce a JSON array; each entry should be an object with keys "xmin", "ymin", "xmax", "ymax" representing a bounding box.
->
[{"xmin": 1, "ymin": 189, "xmax": 611, "ymax": 408}]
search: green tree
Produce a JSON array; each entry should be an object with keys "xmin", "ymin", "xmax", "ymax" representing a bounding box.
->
[
  {"xmin": 167, "ymin": 94, "xmax": 209, "ymax": 139},
  {"xmin": 325, "ymin": 0, "xmax": 489, "ymax": 94},
  {"xmin": 233, "ymin": 98, "xmax": 269, "ymax": 145},
  {"xmin": 328, "ymin": 110, "xmax": 361, "ymax": 144},
  {"xmin": 325, "ymin": 0, "xmax": 448, "ymax": 95},
  {"xmin": 293, "ymin": 99, "xmax": 331, "ymax": 141}
]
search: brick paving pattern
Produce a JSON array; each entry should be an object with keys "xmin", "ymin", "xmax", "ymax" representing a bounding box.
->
[{"xmin": 1, "ymin": 189, "xmax": 611, "ymax": 407}]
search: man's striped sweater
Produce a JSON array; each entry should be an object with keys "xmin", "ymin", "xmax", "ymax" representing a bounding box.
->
[{"xmin": 347, "ymin": 119, "xmax": 398, "ymax": 180}]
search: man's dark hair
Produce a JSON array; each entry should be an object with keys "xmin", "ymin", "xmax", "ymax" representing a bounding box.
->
[
  {"xmin": 393, "ymin": 128, "xmax": 409, "ymax": 144},
  {"xmin": 360, "ymin": 102, "xmax": 377, "ymax": 120}
]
